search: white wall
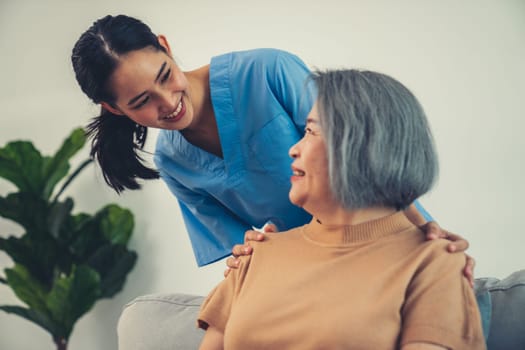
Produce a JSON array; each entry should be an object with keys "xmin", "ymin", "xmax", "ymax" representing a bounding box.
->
[{"xmin": 1, "ymin": 0, "xmax": 523, "ymax": 349}]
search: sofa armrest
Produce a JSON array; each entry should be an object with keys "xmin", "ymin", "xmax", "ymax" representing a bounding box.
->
[
  {"xmin": 117, "ymin": 293, "xmax": 205, "ymax": 350},
  {"xmin": 474, "ymin": 269, "xmax": 525, "ymax": 350}
]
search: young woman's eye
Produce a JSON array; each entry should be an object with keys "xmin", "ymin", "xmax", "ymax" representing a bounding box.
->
[
  {"xmin": 161, "ymin": 68, "xmax": 171, "ymax": 83},
  {"xmin": 133, "ymin": 96, "xmax": 150, "ymax": 109}
]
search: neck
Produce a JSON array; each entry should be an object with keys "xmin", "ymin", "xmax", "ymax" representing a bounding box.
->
[{"xmin": 314, "ymin": 206, "xmax": 397, "ymax": 226}]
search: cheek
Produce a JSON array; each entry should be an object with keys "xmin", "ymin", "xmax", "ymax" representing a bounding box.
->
[
  {"xmin": 310, "ymin": 149, "xmax": 329, "ymax": 176},
  {"xmin": 126, "ymin": 107, "xmax": 155, "ymax": 125},
  {"xmin": 310, "ymin": 154, "xmax": 330, "ymax": 190},
  {"xmin": 172, "ymin": 70, "xmax": 189, "ymax": 90}
]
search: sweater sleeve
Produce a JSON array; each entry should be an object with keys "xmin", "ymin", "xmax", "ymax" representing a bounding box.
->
[
  {"xmin": 400, "ymin": 241, "xmax": 486, "ymax": 349},
  {"xmin": 197, "ymin": 254, "xmax": 252, "ymax": 332}
]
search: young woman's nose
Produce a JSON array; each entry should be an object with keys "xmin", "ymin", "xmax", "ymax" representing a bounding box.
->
[{"xmin": 158, "ymin": 88, "xmax": 176, "ymax": 113}]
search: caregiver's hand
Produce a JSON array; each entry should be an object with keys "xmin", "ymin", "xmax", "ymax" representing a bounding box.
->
[
  {"xmin": 224, "ymin": 223, "xmax": 277, "ymax": 277},
  {"xmin": 423, "ymin": 221, "xmax": 476, "ymax": 287}
]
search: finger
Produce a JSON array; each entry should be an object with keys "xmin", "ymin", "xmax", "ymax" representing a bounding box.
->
[
  {"xmin": 465, "ymin": 255, "xmax": 476, "ymax": 276},
  {"xmin": 224, "ymin": 267, "xmax": 231, "ymax": 278},
  {"xmin": 263, "ymin": 223, "xmax": 277, "ymax": 233},
  {"xmin": 244, "ymin": 230, "xmax": 265, "ymax": 243},
  {"xmin": 231, "ymin": 244, "xmax": 252, "ymax": 258},
  {"xmin": 425, "ymin": 222, "xmax": 448, "ymax": 240},
  {"xmin": 447, "ymin": 238, "xmax": 469, "ymax": 253},
  {"xmin": 231, "ymin": 244, "xmax": 244, "ymax": 258},
  {"xmin": 226, "ymin": 256, "xmax": 240, "ymax": 269},
  {"xmin": 464, "ymin": 255, "xmax": 476, "ymax": 288}
]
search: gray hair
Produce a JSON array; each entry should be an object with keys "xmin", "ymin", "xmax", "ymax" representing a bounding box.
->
[{"xmin": 312, "ymin": 69, "xmax": 438, "ymax": 210}]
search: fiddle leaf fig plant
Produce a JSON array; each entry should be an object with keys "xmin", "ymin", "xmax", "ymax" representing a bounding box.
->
[{"xmin": 0, "ymin": 128, "xmax": 138, "ymax": 350}]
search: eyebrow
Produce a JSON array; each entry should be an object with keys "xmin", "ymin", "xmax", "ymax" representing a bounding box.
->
[
  {"xmin": 127, "ymin": 61, "xmax": 168, "ymax": 106},
  {"xmin": 154, "ymin": 61, "xmax": 167, "ymax": 83},
  {"xmin": 306, "ymin": 117, "xmax": 320, "ymax": 125}
]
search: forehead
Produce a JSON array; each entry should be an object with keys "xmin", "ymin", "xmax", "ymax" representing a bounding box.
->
[
  {"xmin": 307, "ymin": 102, "xmax": 320, "ymax": 119},
  {"xmin": 306, "ymin": 102, "xmax": 322, "ymax": 126},
  {"xmin": 109, "ymin": 48, "xmax": 168, "ymax": 98}
]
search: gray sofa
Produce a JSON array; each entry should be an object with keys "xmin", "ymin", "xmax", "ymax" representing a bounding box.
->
[{"xmin": 117, "ymin": 270, "xmax": 525, "ymax": 349}]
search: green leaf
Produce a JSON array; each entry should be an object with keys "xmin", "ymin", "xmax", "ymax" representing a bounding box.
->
[
  {"xmin": 42, "ymin": 128, "xmax": 87, "ymax": 200},
  {"xmin": 87, "ymin": 244, "xmax": 138, "ymax": 298},
  {"xmin": 68, "ymin": 214, "xmax": 106, "ymax": 261},
  {"xmin": 48, "ymin": 198, "xmax": 74, "ymax": 238},
  {"xmin": 0, "ymin": 236, "xmax": 59, "ymax": 287},
  {"xmin": 46, "ymin": 265, "xmax": 101, "ymax": 340},
  {"xmin": 0, "ymin": 192, "xmax": 49, "ymax": 234},
  {"xmin": 0, "ymin": 305, "xmax": 60, "ymax": 336},
  {"xmin": 5, "ymin": 265, "xmax": 49, "ymax": 313},
  {"xmin": 0, "ymin": 141, "xmax": 44, "ymax": 194},
  {"xmin": 97, "ymin": 205, "xmax": 134, "ymax": 245}
]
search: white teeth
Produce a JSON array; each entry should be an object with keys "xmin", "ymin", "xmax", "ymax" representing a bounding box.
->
[
  {"xmin": 164, "ymin": 100, "xmax": 183, "ymax": 119},
  {"xmin": 293, "ymin": 170, "xmax": 305, "ymax": 176}
]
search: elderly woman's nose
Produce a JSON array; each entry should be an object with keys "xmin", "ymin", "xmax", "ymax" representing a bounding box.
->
[{"xmin": 289, "ymin": 141, "xmax": 300, "ymax": 158}]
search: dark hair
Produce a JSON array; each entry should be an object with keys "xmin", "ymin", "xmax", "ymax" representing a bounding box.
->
[
  {"xmin": 312, "ymin": 69, "xmax": 438, "ymax": 210},
  {"xmin": 72, "ymin": 14, "xmax": 167, "ymax": 192}
]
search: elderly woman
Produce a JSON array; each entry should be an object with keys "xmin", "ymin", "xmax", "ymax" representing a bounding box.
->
[{"xmin": 196, "ymin": 69, "xmax": 485, "ymax": 349}]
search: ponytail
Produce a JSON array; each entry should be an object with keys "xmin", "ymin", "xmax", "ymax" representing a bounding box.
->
[{"xmin": 86, "ymin": 108, "xmax": 159, "ymax": 193}]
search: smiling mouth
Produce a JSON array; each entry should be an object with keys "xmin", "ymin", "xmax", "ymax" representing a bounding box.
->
[{"xmin": 162, "ymin": 100, "xmax": 183, "ymax": 120}]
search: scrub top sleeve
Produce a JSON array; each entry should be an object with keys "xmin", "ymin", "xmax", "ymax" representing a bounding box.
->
[
  {"xmin": 270, "ymin": 50, "xmax": 315, "ymax": 133},
  {"xmin": 413, "ymin": 199, "xmax": 433, "ymax": 222},
  {"xmin": 161, "ymin": 174, "xmax": 251, "ymax": 266}
]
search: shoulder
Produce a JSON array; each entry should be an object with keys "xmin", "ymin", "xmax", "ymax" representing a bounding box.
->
[
  {"xmin": 213, "ymin": 48, "xmax": 308, "ymax": 71},
  {"xmin": 248, "ymin": 226, "xmax": 304, "ymax": 252},
  {"xmin": 154, "ymin": 129, "xmax": 175, "ymax": 151},
  {"xmin": 154, "ymin": 130, "xmax": 177, "ymax": 163},
  {"xmin": 231, "ymin": 48, "xmax": 302, "ymax": 62},
  {"xmin": 233, "ymin": 227, "xmax": 303, "ymax": 278},
  {"xmin": 392, "ymin": 228, "xmax": 465, "ymax": 273},
  {"xmin": 410, "ymin": 237, "xmax": 465, "ymax": 278}
]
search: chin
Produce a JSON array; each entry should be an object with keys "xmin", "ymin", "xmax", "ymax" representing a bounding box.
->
[{"xmin": 289, "ymin": 193, "xmax": 304, "ymax": 208}]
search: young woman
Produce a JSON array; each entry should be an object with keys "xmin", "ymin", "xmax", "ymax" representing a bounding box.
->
[
  {"xmin": 197, "ymin": 69, "xmax": 486, "ymax": 349},
  {"xmin": 71, "ymin": 15, "xmax": 473, "ymax": 277}
]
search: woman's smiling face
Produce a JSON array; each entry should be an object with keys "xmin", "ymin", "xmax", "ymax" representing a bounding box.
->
[
  {"xmin": 103, "ymin": 44, "xmax": 194, "ymax": 130},
  {"xmin": 288, "ymin": 103, "xmax": 339, "ymax": 214}
]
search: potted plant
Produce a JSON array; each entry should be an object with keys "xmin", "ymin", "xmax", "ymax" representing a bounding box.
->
[{"xmin": 0, "ymin": 128, "xmax": 138, "ymax": 350}]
